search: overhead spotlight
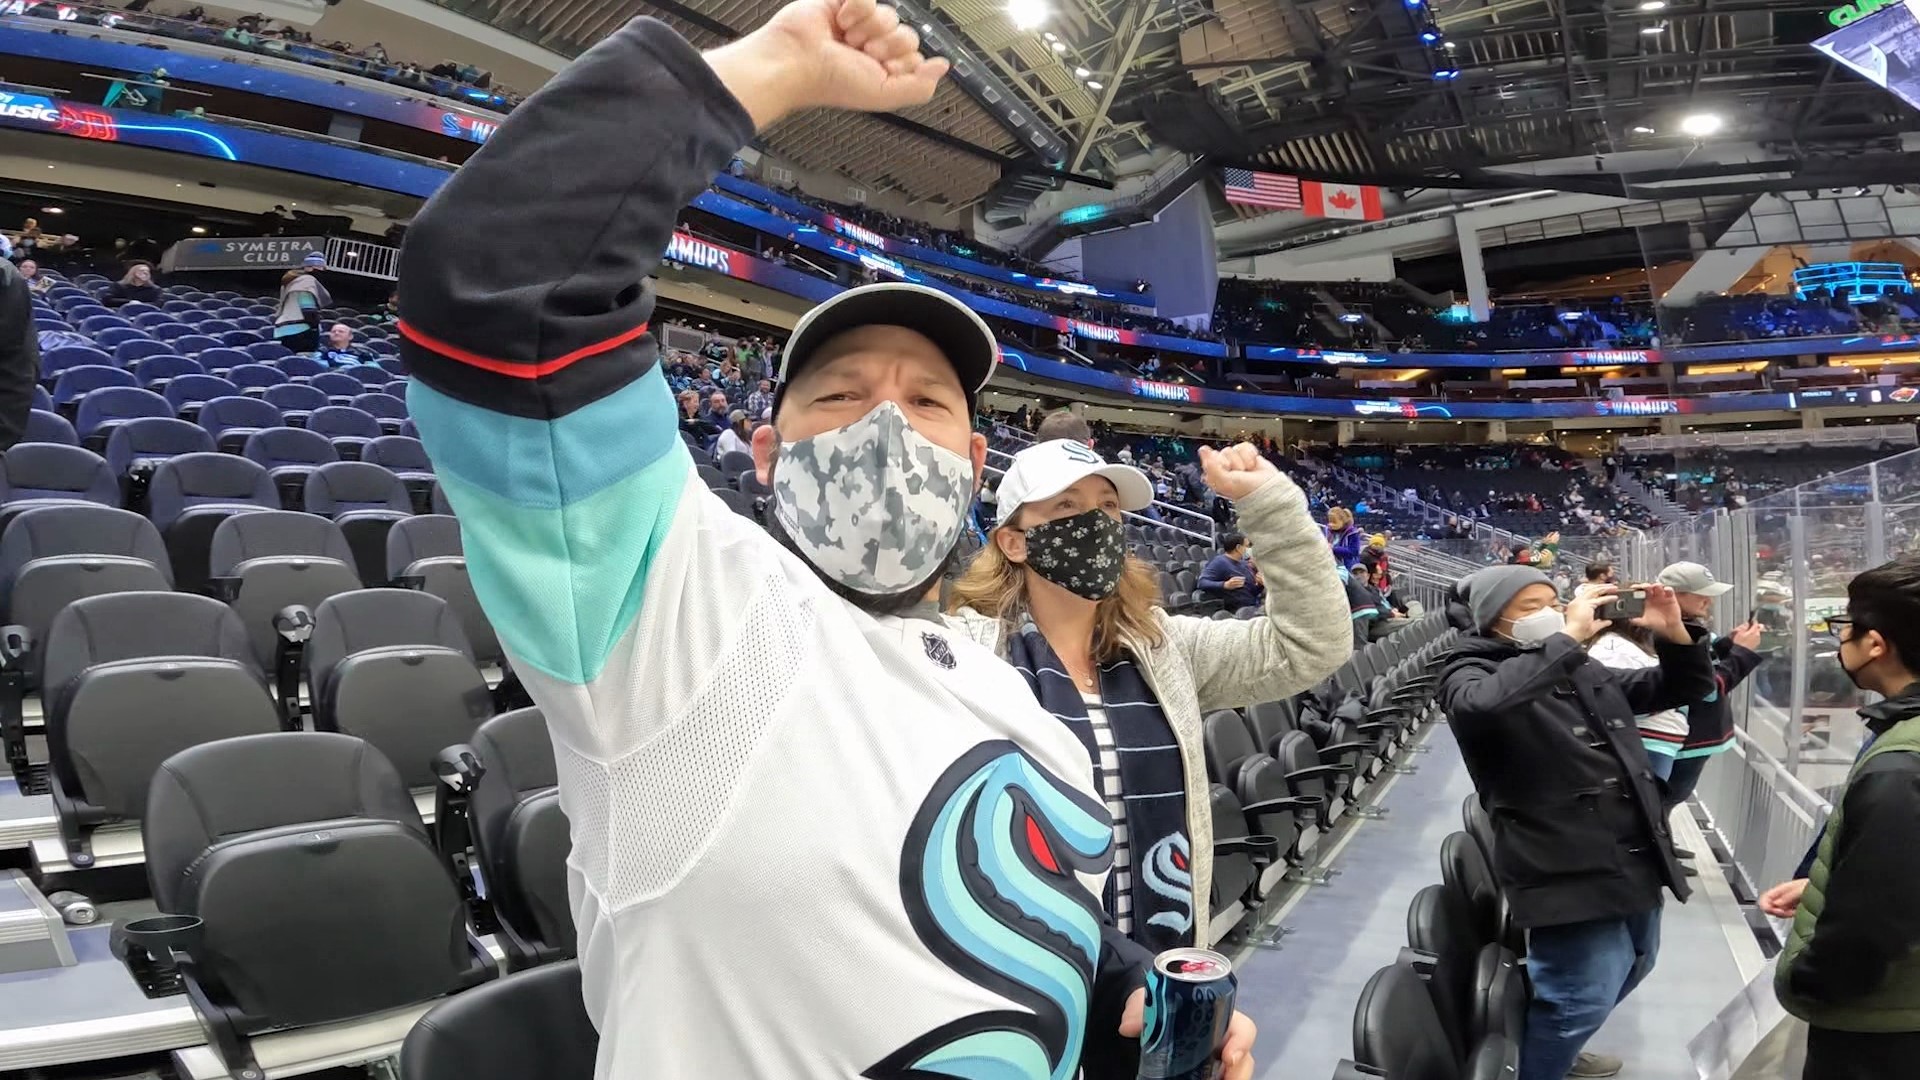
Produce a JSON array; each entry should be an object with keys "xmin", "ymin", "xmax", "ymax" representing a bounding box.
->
[
  {"xmin": 1434, "ymin": 66, "xmax": 1461, "ymax": 79},
  {"xmin": 1638, "ymin": 0, "xmax": 1666, "ymax": 9},
  {"xmin": 1443, "ymin": 39, "xmax": 1458, "ymax": 49},
  {"xmin": 1640, "ymin": 22, "xmax": 1666, "ymax": 34},
  {"xmin": 1419, "ymin": 28, "xmax": 1442, "ymax": 44},
  {"xmin": 1087, "ymin": 79, "xmax": 1104, "ymax": 89},
  {"xmin": 1043, "ymin": 30, "xmax": 1057, "ymax": 41},
  {"xmin": 39, "ymin": 206, "xmax": 62, "ymax": 214},
  {"xmin": 1631, "ymin": 125, "xmax": 1655, "ymax": 134},
  {"xmin": 1006, "ymin": 0, "xmax": 1050, "ymax": 29},
  {"xmin": 1050, "ymin": 40, "xmax": 1066, "ymax": 52},
  {"xmin": 1679, "ymin": 112, "xmax": 1722, "ymax": 137},
  {"xmin": 1074, "ymin": 65, "xmax": 1091, "ymax": 77},
  {"xmin": 190, "ymin": 225, "xmax": 207, "ymax": 234},
  {"xmin": 921, "ymin": 22, "xmax": 932, "ymax": 32}
]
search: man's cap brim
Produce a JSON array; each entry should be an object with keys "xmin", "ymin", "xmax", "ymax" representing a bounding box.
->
[{"xmin": 776, "ymin": 283, "xmax": 997, "ymax": 407}]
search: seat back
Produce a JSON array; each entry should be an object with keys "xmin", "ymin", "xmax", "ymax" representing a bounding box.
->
[
  {"xmin": 309, "ymin": 590, "xmax": 486, "ymax": 786},
  {"xmin": 1207, "ymin": 784, "xmax": 1258, "ymax": 920},
  {"xmin": 1201, "ymin": 709, "xmax": 1257, "ymax": 786},
  {"xmin": 210, "ymin": 511, "xmax": 364, "ymax": 668},
  {"xmin": 162, "ymin": 375, "xmax": 240, "ymax": 414},
  {"xmin": 387, "ymin": 515, "xmax": 498, "ymax": 665},
  {"xmin": 0, "ymin": 503, "xmax": 172, "ymax": 637},
  {"xmin": 365, "ymin": 435, "xmax": 432, "ymax": 473},
  {"xmin": 1440, "ymin": 831, "xmax": 1504, "ymax": 949},
  {"xmin": 307, "ymin": 406, "xmax": 384, "ymax": 441},
  {"xmin": 75, "ymin": 387, "xmax": 170, "ymax": 439},
  {"xmin": 470, "ymin": 707, "xmax": 572, "ymax": 959},
  {"xmin": 401, "ymin": 961, "xmax": 595, "ymax": 1080},
  {"xmin": 45, "ymin": 592, "xmax": 276, "ymax": 818},
  {"xmin": 104, "ymin": 417, "xmax": 215, "ymax": 477},
  {"xmin": 147, "ymin": 453, "xmax": 278, "ymax": 529},
  {"xmin": 262, "ymin": 383, "xmax": 328, "ymax": 414},
  {"xmin": 1407, "ymin": 883, "xmax": 1476, "ymax": 1063},
  {"xmin": 1462, "ymin": 793, "xmax": 1495, "ymax": 869},
  {"xmin": 197, "ymin": 395, "xmax": 282, "ymax": 440},
  {"xmin": 22, "ymin": 409, "xmax": 77, "ymax": 446},
  {"xmin": 51, "ymin": 364, "xmax": 138, "ymax": 405},
  {"xmin": 0, "ymin": 443, "xmax": 117, "ymax": 504},
  {"xmin": 1351, "ymin": 960, "xmax": 1463, "ymax": 1080},
  {"xmin": 143, "ymin": 732, "xmax": 479, "ymax": 1029}
]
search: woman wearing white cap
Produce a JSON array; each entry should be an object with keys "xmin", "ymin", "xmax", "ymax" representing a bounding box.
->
[{"xmin": 946, "ymin": 438, "xmax": 1351, "ymax": 951}]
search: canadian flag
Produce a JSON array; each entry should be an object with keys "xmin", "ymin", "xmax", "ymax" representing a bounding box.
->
[{"xmin": 1301, "ymin": 181, "xmax": 1384, "ymax": 221}]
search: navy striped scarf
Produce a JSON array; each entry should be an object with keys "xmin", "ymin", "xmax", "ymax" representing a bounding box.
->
[{"xmin": 1005, "ymin": 623, "xmax": 1194, "ymax": 952}]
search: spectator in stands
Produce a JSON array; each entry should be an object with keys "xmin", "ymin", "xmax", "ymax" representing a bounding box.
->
[
  {"xmin": 1324, "ymin": 506, "xmax": 1365, "ymax": 563},
  {"xmin": 1656, "ymin": 562, "xmax": 1764, "ymax": 807},
  {"xmin": 1360, "ymin": 534, "xmax": 1406, "ymax": 615},
  {"xmin": 1439, "ymin": 569, "xmax": 1710, "ymax": 1080},
  {"xmin": 0, "ymin": 257, "xmax": 38, "ymax": 450},
  {"xmin": 1035, "ymin": 408, "xmax": 1093, "ymax": 447},
  {"xmin": 396, "ymin": 6, "xmax": 1260, "ymax": 1075},
  {"xmin": 15, "ymin": 259, "xmax": 50, "ymax": 296},
  {"xmin": 948, "ymin": 438, "xmax": 1348, "ymax": 955},
  {"xmin": 1586, "ymin": 562, "xmax": 1618, "ymax": 587},
  {"xmin": 698, "ymin": 389, "xmax": 729, "ymax": 434},
  {"xmin": 744, "ymin": 377, "xmax": 774, "ymax": 420},
  {"xmin": 273, "ymin": 252, "xmax": 329, "ymax": 352},
  {"xmin": 316, "ymin": 323, "xmax": 375, "ymax": 367},
  {"xmin": 715, "ymin": 409, "xmax": 751, "ymax": 459},
  {"xmin": 675, "ymin": 388, "xmax": 716, "ymax": 443},
  {"xmin": 1770, "ymin": 555, "xmax": 1920, "ymax": 1080},
  {"xmin": 103, "ymin": 262, "xmax": 163, "ymax": 307},
  {"xmin": 1198, "ymin": 531, "xmax": 1263, "ymax": 611}
]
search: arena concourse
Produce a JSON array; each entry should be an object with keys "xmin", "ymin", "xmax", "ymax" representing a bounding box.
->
[{"xmin": 0, "ymin": 0, "xmax": 1907, "ymax": 1076}]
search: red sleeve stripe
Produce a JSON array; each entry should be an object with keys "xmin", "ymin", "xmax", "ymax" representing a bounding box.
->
[{"xmin": 396, "ymin": 319, "xmax": 651, "ymax": 379}]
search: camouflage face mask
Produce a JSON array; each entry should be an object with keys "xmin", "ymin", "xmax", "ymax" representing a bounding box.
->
[{"xmin": 770, "ymin": 401, "xmax": 973, "ymax": 596}]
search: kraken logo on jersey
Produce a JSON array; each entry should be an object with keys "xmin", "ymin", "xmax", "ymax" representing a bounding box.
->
[
  {"xmin": 866, "ymin": 741, "xmax": 1114, "ymax": 1080},
  {"xmin": 1141, "ymin": 832, "xmax": 1195, "ymax": 936}
]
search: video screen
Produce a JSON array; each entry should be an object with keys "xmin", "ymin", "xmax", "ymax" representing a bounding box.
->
[{"xmin": 1814, "ymin": 0, "xmax": 1920, "ymax": 112}]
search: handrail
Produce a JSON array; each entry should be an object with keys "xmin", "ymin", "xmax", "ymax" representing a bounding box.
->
[{"xmin": 202, "ymin": 113, "xmax": 454, "ymax": 169}]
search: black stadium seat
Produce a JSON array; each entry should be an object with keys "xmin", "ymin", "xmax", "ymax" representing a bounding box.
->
[
  {"xmin": 305, "ymin": 461, "xmax": 414, "ymax": 585},
  {"xmin": 1343, "ymin": 957, "xmax": 1515, "ymax": 1080},
  {"xmin": 0, "ymin": 443, "xmax": 120, "ymax": 536},
  {"xmin": 140, "ymin": 732, "xmax": 493, "ymax": 1075},
  {"xmin": 402, "ymin": 961, "xmax": 595, "ymax": 1080},
  {"xmin": 1406, "ymin": 883, "xmax": 1526, "ymax": 1064},
  {"xmin": 389, "ymin": 514, "xmax": 500, "ymax": 666},
  {"xmin": 242, "ymin": 426, "xmax": 340, "ymax": 510},
  {"xmin": 443, "ymin": 707, "xmax": 573, "ymax": 966},
  {"xmin": 0, "ymin": 504, "xmax": 172, "ymax": 680},
  {"xmin": 209, "ymin": 511, "xmax": 365, "ymax": 684},
  {"xmin": 147, "ymin": 452, "xmax": 279, "ymax": 594},
  {"xmin": 308, "ymin": 589, "xmax": 492, "ymax": 788},
  {"xmin": 43, "ymin": 592, "xmax": 281, "ymax": 866}
]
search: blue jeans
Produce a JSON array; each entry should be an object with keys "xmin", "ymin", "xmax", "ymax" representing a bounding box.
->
[
  {"xmin": 1521, "ymin": 908, "xmax": 1662, "ymax": 1080},
  {"xmin": 1647, "ymin": 752, "xmax": 1676, "ymax": 782},
  {"xmin": 1664, "ymin": 756, "xmax": 1707, "ymax": 810}
]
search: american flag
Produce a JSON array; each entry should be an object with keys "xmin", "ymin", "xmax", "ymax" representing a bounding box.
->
[{"xmin": 1221, "ymin": 167, "xmax": 1302, "ymax": 210}]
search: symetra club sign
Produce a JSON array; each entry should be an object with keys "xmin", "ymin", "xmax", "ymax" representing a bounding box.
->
[{"xmin": 1829, "ymin": 0, "xmax": 1899, "ymax": 25}]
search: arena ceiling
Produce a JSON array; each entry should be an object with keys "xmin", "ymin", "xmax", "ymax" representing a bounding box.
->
[{"xmin": 433, "ymin": 0, "xmax": 1916, "ymax": 213}]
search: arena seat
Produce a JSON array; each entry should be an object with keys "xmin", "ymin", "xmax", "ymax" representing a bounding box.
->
[
  {"xmin": 245, "ymin": 340, "xmax": 293, "ymax": 363},
  {"xmin": 308, "ymin": 405, "xmax": 384, "ymax": 459},
  {"xmin": 262, "ymin": 382, "xmax": 328, "ymax": 426},
  {"xmin": 1440, "ymin": 830, "xmax": 1512, "ymax": 955},
  {"xmin": 171, "ymin": 334, "xmax": 222, "ymax": 356},
  {"xmin": 308, "ymin": 590, "xmax": 492, "ymax": 787},
  {"xmin": 104, "ymin": 418, "xmax": 217, "ymax": 487},
  {"xmin": 365, "ymin": 436, "xmax": 436, "ymax": 510},
  {"xmin": 1340, "ymin": 958, "xmax": 1516, "ymax": 1080},
  {"xmin": 312, "ymin": 371, "xmax": 365, "ymax": 404},
  {"xmin": 241, "ymin": 427, "xmax": 339, "ymax": 509},
  {"xmin": 51, "ymin": 365, "xmax": 138, "ymax": 407},
  {"xmin": 277, "ymin": 355, "xmax": 327, "ymax": 381},
  {"xmin": 138, "ymin": 732, "xmax": 493, "ymax": 1077},
  {"xmin": 42, "ymin": 592, "xmax": 280, "ymax": 868},
  {"xmin": 401, "ymin": 961, "xmax": 594, "ymax": 1080},
  {"xmin": 198, "ymin": 395, "xmax": 284, "ymax": 455},
  {"xmin": 1461, "ymin": 793, "xmax": 1495, "ymax": 871},
  {"xmin": 163, "ymin": 375, "xmax": 241, "ymax": 420},
  {"xmin": 388, "ymin": 515, "xmax": 499, "ymax": 666},
  {"xmin": 147, "ymin": 453, "xmax": 279, "ymax": 594},
  {"xmin": 716, "ymin": 450, "xmax": 756, "ymax": 480},
  {"xmin": 0, "ymin": 444, "xmax": 119, "ymax": 536},
  {"xmin": 209, "ymin": 511, "xmax": 365, "ymax": 684},
  {"xmin": 440, "ymin": 706, "xmax": 573, "ymax": 966},
  {"xmin": 1406, "ymin": 883, "xmax": 1526, "ymax": 1064},
  {"xmin": 305, "ymin": 461, "xmax": 413, "ymax": 583},
  {"xmin": 41, "ymin": 346, "xmax": 114, "ymax": 379},
  {"xmin": 22, "ymin": 409, "xmax": 77, "ymax": 446},
  {"xmin": 195, "ymin": 349, "xmax": 255, "ymax": 376},
  {"xmin": 130, "ymin": 354, "xmax": 204, "ymax": 387},
  {"xmin": 75, "ymin": 387, "xmax": 171, "ymax": 451}
]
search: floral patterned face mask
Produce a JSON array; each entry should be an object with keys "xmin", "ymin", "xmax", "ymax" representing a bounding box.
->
[{"xmin": 1021, "ymin": 507, "xmax": 1128, "ymax": 601}]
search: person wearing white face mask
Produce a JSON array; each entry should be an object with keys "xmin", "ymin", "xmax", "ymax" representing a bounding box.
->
[
  {"xmin": 1437, "ymin": 567, "xmax": 1714, "ymax": 1080},
  {"xmin": 398, "ymin": 2, "xmax": 1242, "ymax": 1076}
]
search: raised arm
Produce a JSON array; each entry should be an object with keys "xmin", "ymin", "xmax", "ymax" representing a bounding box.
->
[
  {"xmin": 1168, "ymin": 446, "xmax": 1352, "ymax": 712},
  {"xmin": 399, "ymin": 1, "xmax": 946, "ymax": 685}
]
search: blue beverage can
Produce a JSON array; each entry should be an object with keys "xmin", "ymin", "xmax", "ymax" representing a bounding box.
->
[{"xmin": 1138, "ymin": 947, "xmax": 1237, "ymax": 1080}]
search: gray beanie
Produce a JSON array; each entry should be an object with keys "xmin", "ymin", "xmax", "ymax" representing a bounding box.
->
[{"xmin": 1456, "ymin": 565, "xmax": 1554, "ymax": 634}]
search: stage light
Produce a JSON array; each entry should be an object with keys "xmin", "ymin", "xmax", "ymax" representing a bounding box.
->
[
  {"xmin": 1074, "ymin": 66, "xmax": 1090, "ymax": 77},
  {"xmin": 1434, "ymin": 67, "xmax": 1461, "ymax": 79},
  {"xmin": 1007, "ymin": 0, "xmax": 1050, "ymax": 30},
  {"xmin": 1679, "ymin": 112, "xmax": 1722, "ymax": 136},
  {"xmin": 1638, "ymin": 0, "xmax": 1666, "ymax": 9},
  {"xmin": 190, "ymin": 226, "xmax": 207, "ymax": 234},
  {"xmin": 1640, "ymin": 22, "xmax": 1666, "ymax": 34},
  {"xmin": 1420, "ymin": 28, "xmax": 1442, "ymax": 43},
  {"xmin": 1087, "ymin": 80, "xmax": 1104, "ymax": 89},
  {"xmin": 1631, "ymin": 125, "xmax": 1655, "ymax": 134},
  {"xmin": 1050, "ymin": 40, "xmax": 1066, "ymax": 52}
]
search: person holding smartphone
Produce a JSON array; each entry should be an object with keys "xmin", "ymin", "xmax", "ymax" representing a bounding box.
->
[{"xmin": 1439, "ymin": 568, "xmax": 1713, "ymax": 1080}]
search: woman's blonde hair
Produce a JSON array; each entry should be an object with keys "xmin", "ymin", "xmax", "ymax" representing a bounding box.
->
[
  {"xmin": 948, "ymin": 516, "xmax": 1165, "ymax": 663},
  {"xmin": 280, "ymin": 267, "xmax": 312, "ymax": 285},
  {"xmin": 1327, "ymin": 506, "xmax": 1354, "ymax": 530}
]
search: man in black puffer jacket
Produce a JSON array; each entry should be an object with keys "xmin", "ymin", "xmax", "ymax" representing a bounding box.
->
[{"xmin": 1439, "ymin": 566, "xmax": 1714, "ymax": 1080}]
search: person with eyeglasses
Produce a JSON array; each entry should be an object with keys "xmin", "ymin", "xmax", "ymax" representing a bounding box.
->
[{"xmin": 1765, "ymin": 556, "xmax": 1920, "ymax": 1080}]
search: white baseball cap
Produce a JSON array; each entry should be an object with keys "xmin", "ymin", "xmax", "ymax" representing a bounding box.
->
[
  {"xmin": 1657, "ymin": 561, "xmax": 1733, "ymax": 597},
  {"xmin": 993, "ymin": 439, "xmax": 1154, "ymax": 528}
]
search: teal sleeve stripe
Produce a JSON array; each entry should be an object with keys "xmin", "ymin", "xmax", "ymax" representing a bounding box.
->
[
  {"xmin": 434, "ymin": 456, "xmax": 689, "ymax": 685},
  {"xmin": 408, "ymin": 364, "xmax": 685, "ymax": 509}
]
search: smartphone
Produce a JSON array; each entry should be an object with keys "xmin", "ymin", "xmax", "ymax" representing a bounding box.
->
[{"xmin": 1600, "ymin": 589, "xmax": 1647, "ymax": 622}]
